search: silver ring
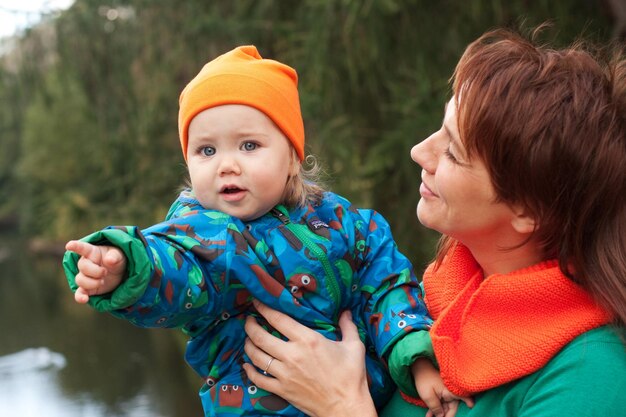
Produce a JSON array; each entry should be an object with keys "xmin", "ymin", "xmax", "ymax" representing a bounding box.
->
[{"xmin": 263, "ymin": 357, "xmax": 274, "ymax": 375}]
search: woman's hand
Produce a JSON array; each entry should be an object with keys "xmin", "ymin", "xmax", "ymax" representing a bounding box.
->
[{"xmin": 243, "ymin": 300, "xmax": 377, "ymax": 417}]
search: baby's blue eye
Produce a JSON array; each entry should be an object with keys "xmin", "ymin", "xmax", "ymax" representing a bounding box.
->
[
  {"xmin": 202, "ymin": 146, "xmax": 215, "ymax": 156},
  {"xmin": 242, "ymin": 142, "xmax": 257, "ymax": 151}
]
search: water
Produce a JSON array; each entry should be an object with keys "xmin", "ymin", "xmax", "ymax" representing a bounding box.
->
[{"xmin": 0, "ymin": 232, "xmax": 204, "ymax": 417}]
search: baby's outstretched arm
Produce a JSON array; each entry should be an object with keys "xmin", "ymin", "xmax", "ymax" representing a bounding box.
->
[
  {"xmin": 412, "ymin": 358, "xmax": 474, "ymax": 417},
  {"xmin": 65, "ymin": 240, "xmax": 127, "ymax": 304}
]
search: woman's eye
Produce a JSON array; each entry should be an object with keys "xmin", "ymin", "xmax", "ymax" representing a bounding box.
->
[
  {"xmin": 444, "ymin": 148, "xmax": 458, "ymax": 162},
  {"xmin": 242, "ymin": 142, "xmax": 257, "ymax": 151},
  {"xmin": 201, "ymin": 146, "xmax": 215, "ymax": 156}
]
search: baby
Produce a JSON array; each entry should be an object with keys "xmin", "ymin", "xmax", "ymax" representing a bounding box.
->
[{"xmin": 64, "ymin": 45, "xmax": 432, "ymax": 416}]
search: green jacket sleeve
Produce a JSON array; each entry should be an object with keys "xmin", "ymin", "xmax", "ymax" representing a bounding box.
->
[
  {"xmin": 63, "ymin": 228, "xmax": 153, "ymax": 312},
  {"xmin": 387, "ymin": 329, "xmax": 437, "ymax": 397}
]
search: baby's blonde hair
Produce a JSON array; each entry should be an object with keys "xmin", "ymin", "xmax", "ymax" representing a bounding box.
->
[{"xmin": 282, "ymin": 150, "xmax": 326, "ymax": 208}]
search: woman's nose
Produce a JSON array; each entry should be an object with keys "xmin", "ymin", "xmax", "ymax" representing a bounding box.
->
[
  {"xmin": 411, "ymin": 131, "xmax": 442, "ymax": 173},
  {"xmin": 410, "ymin": 141, "xmax": 423, "ymax": 164}
]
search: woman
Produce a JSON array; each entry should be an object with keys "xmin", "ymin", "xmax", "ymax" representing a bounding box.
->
[{"xmin": 242, "ymin": 28, "xmax": 626, "ymax": 417}]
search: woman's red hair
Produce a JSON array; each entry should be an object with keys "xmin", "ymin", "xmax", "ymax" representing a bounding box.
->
[{"xmin": 437, "ymin": 28, "xmax": 626, "ymax": 328}]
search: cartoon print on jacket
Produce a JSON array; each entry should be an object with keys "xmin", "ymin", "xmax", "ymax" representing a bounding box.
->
[{"xmin": 64, "ymin": 190, "xmax": 432, "ymax": 416}]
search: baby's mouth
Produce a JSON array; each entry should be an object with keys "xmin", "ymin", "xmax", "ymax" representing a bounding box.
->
[
  {"xmin": 221, "ymin": 186, "xmax": 244, "ymax": 194},
  {"xmin": 219, "ymin": 185, "xmax": 246, "ymax": 202}
]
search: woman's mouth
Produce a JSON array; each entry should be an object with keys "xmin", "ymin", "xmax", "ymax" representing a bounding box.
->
[{"xmin": 419, "ymin": 182, "xmax": 438, "ymax": 198}]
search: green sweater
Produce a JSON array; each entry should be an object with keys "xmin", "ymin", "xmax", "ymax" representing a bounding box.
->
[{"xmin": 381, "ymin": 326, "xmax": 625, "ymax": 417}]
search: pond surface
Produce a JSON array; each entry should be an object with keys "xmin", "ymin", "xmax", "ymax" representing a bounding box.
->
[{"xmin": 0, "ymin": 232, "xmax": 204, "ymax": 417}]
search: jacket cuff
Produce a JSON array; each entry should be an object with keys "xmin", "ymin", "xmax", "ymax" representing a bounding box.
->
[
  {"xmin": 63, "ymin": 228, "xmax": 153, "ymax": 312},
  {"xmin": 387, "ymin": 330, "xmax": 436, "ymax": 397}
]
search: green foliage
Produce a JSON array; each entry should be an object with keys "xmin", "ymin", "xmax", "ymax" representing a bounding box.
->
[
  {"xmin": 1, "ymin": 0, "xmax": 614, "ymax": 267},
  {"xmin": 0, "ymin": 68, "xmax": 20, "ymax": 220},
  {"xmin": 18, "ymin": 69, "xmax": 100, "ymax": 237}
]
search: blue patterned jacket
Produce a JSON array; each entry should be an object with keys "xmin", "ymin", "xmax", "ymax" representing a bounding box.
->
[{"xmin": 64, "ymin": 190, "xmax": 432, "ymax": 416}]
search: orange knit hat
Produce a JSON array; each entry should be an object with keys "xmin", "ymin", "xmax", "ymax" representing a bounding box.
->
[{"xmin": 178, "ymin": 45, "xmax": 305, "ymax": 161}]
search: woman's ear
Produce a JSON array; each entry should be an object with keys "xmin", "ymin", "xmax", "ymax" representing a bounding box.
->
[{"xmin": 510, "ymin": 205, "xmax": 537, "ymax": 234}]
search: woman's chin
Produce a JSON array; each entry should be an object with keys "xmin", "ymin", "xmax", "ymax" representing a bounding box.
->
[{"xmin": 416, "ymin": 205, "xmax": 435, "ymax": 230}]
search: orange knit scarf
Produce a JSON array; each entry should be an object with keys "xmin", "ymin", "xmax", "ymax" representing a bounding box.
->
[{"xmin": 402, "ymin": 243, "xmax": 611, "ymax": 405}]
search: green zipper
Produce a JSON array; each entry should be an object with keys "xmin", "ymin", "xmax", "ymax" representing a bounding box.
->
[{"xmin": 271, "ymin": 206, "xmax": 341, "ymax": 309}]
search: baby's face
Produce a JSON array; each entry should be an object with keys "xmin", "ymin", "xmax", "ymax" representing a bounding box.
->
[{"xmin": 186, "ymin": 104, "xmax": 298, "ymax": 221}]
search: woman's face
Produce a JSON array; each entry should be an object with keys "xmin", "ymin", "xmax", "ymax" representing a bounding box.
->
[{"xmin": 411, "ymin": 98, "xmax": 519, "ymax": 244}]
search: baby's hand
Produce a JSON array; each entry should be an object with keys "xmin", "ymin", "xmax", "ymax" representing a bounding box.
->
[
  {"xmin": 412, "ymin": 358, "xmax": 474, "ymax": 417},
  {"xmin": 65, "ymin": 240, "xmax": 127, "ymax": 304}
]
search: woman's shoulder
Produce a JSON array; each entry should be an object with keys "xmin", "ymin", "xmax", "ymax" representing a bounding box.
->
[
  {"xmin": 512, "ymin": 325, "xmax": 625, "ymax": 415},
  {"xmin": 554, "ymin": 325, "xmax": 625, "ymax": 363},
  {"xmin": 529, "ymin": 325, "xmax": 625, "ymax": 387},
  {"xmin": 542, "ymin": 325, "xmax": 626, "ymax": 380}
]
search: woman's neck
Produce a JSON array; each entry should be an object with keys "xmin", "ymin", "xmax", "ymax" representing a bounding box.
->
[{"xmin": 464, "ymin": 238, "xmax": 545, "ymax": 277}]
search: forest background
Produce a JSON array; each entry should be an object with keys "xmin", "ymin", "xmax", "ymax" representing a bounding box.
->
[{"xmin": 1, "ymin": 0, "xmax": 623, "ymax": 270}]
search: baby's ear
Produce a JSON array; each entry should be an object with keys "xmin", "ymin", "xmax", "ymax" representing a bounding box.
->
[
  {"xmin": 510, "ymin": 205, "xmax": 537, "ymax": 234},
  {"xmin": 289, "ymin": 150, "xmax": 301, "ymax": 176}
]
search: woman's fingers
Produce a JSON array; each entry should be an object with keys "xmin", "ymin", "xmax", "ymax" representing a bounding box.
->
[
  {"xmin": 243, "ymin": 302, "xmax": 375, "ymax": 417},
  {"xmin": 242, "ymin": 362, "xmax": 287, "ymax": 400},
  {"xmin": 252, "ymin": 300, "xmax": 319, "ymax": 340},
  {"xmin": 243, "ymin": 333, "xmax": 283, "ymax": 376},
  {"xmin": 242, "ymin": 335, "xmax": 292, "ymax": 404},
  {"xmin": 337, "ymin": 310, "xmax": 359, "ymax": 342},
  {"xmin": 247, "ymin": 302, "xmax": 363, "ymax": 365},
  {"xmin": 248, "ymin": 301, "xmax": 330, "ymax": 362},
  {"xmin": 244, "ymin": 314, "xmax": 289, "ymax": 361}
]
